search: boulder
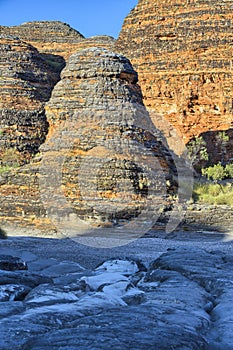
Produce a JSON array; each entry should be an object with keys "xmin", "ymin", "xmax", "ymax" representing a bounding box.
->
[
  {"xmin": 0, "ymin": 47, "xmax": 177, "ymax": 235},
  {"xmin": 0, "ymin": 255, "xmax": 27, "ymax": 271},
  {"xmin": 0, "ymin": 284, "xmax": 30, "ymax": 301}
]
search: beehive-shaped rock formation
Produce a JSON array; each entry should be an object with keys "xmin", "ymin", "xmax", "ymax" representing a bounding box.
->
[
  {"xmin": 0, "ymin": 48, "xmax": 177, "ymax": 233},
  {"xmin": 115, "ymin": 0, "xmax": 233, "ymax": 160},
  {"xmin": 42, "ymin": 47, "xmax": 176, "ymax": 226},
  {"xmin": 0, "ymin": 22, "xmax": 115, "ymax": 63},
  {"xmin": 0, "ymin": 21, "xmax": 84, "ymax": 62},
  {"xmin": 0, "ymin": 35, "xmax": 60, "ymax": 162}
]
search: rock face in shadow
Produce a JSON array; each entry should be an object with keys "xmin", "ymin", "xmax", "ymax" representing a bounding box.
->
[
  {"xmin": 200, "ymin": 129, "xmax": 233, "ymax": 166},
  {"xmin": 0, "ymin": 255, "xmax": 27, "ymax": 271},
  {"xmin": 115, "ymin": 0, "xmax": 233, "ymax": 161},
  {"xmin": 0, "ymin": 35, "xmax": 60, "ymax": 162},
  {"xmin": 0, "ymin": 247, "xmax": 233, "ymax": 349},
  {"xmin": 0, "ymin": 48, "xmax": 176, "ymax": 231}
]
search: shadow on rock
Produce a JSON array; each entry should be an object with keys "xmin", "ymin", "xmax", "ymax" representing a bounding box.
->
[{"xmin": 0, "ymin": 228, "xmax": 7, "ymax": 239}]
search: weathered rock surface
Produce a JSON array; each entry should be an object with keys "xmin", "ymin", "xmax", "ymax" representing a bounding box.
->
[
  {"xmin": 0, "ymin": 21, "xmax": 115, "ymax": 62},
  {"xmin": 115, "ymin": 0, "xmax": 233, "ymax": 161},
  {"xmin": 0, "ymin": 247, "xmax": 233, "ymax": 349},
  {"xmin": 0, "ymin": 255, "xmax": 27, "ymax": 271},
  {"xmin": 42, "ymin": 47, "xmax": 176, "ymax": 228},
  {"xmin": 0, "ymin": 162, "xmax": 48, "ymax": 229},
  {"xmin": 0, "ymin": 21, "xmax": 84, "ymax": 61},
  {"xmin": 0, "ymin": 35, "xmax": 60, "ymax": 162},
  {"xmin": 201, "ymin": 128, "xmax": 233, "ymax": 167},
  {"xmin": 74, "ymin": 35, "xmax": 115, "ymax": 54},
  {"xmin": 0, "ymin": 48, "xmax": 176, "ymax": 231},
  {"xmin": 184, "ymin": 204, "xmax": 233, "ymax": 233}
]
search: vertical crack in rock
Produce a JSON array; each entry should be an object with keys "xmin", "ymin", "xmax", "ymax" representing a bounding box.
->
[{"xmin": 0, "ymin": 35, "xmax": 61, "ymax": 162}]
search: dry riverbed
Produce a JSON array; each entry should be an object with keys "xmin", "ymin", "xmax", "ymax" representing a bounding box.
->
[{"xmin": 1, "ymin": 229, "xmax": 233, "ymax": 349}]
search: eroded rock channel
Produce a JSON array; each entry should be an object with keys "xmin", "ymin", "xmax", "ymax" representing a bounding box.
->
[{"xmin": 0, "ymin": 244, "xmax": 233, "ymax": 349}]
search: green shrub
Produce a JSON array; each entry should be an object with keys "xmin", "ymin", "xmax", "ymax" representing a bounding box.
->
[
  {"xmin": 225, "ymin": 164, "xmax": 233, "ymax": 178},
  {"xmin": 0, "ymin": 147, "xmax": 21, "ymax": 174},
  {"xmin": 0, "ymin": 147, "xmax": 21, "ymax": 165},
  {"xmin": 202, "ymin": 162, "xmax": 233, "ymax": 182},
  {"xmin": 193, "ymin": 182, "xmax": 233, "ymax": 206},
  {"xmin": 202, "ymin": 163, "xmax": 226, "ymax": 182},
  {"xmin": 206, "ymin": 183, "xmax": 222, "ymax": 196},
  {"xmin": 214, "ymin": 192, "xmax": 233, "ymax": 206},
  {"xmin": 0, "ymin": 163, "xmax": 19, "ymax": 174}
]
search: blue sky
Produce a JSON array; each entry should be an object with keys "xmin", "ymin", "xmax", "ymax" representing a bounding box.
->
[{"xmin": 0, "ymin": 0, "xmax": 137, "ymax": 38}]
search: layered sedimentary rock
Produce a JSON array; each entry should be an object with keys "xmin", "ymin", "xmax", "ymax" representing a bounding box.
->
[
  {"xmin": 0, "ymin": 23, "xmax": 115, "ymax": 164},
  {"xmin": 42, "ymin": 47, "xmax": 176, "ymax": 228},
  {"xmin": 0, "ymin": 35, "xmax": 60, "ymax": 162},
  {"xmin": 115, "ymin": 0, "xmax": 233, "ymax": 160},
  {"xmin": 0, "ymin": 21, "xmax": 84, "ymax": 62},
  {"xmin": 0, "ymin": 22, "xmax": 115, "ymax": 63},
  {"xmin": 0, "ymin": 48, "xmax": 176, "ymax": 231},
  {"xmin": 76, "ymin": 35, "xmax": 115, "ymax": 53}
]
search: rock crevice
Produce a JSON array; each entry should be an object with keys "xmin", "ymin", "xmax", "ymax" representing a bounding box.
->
[{"xmin": 0, "ymin": 35, "xmax": 60, "ymax": 161}]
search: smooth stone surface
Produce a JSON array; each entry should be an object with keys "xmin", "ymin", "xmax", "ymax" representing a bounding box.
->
[{"xmin": 0, "ymin": 241, "xmax": 233, "ymax": 349}]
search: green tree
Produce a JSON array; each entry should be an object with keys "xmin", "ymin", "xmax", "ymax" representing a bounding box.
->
[
  {"xmin": 202, "ymin": 163, "xmax": 227, "ymax": 192},
  {"xmin": 202, "ymin": 163, "xmax": 226, "ymax": 182},
  {"xmin": 187, "ymin": 136, "xmax": 209, "ymax": 167},
  {"xmin": 216, "ymin": 131, "xmax": 229, "ymax": 164},
  {"xmin": 225, "ymin": 163, "xmax": 233, "ymax": 179}
]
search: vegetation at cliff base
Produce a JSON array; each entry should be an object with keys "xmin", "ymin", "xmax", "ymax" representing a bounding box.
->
[
  {"xmin": 202, "ymin": 163, "xmax": 233, "ymax": 182},
  {"xmin": 187, "ymin": 136, "xmax": 208, "ymax": 167},
  {"xmin": 193, "ymin": 182, "xmax": 233, "ymax": 206},
  {"xmin": 193, "ymin": 161, "xmax": 233, "ymax": 206}
]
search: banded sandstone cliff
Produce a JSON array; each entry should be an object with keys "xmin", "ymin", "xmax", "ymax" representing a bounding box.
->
[
  {"xmin": 0, "ymin": 48, "xmax": 176, "ymax": 232},
  {"xmin": 115, "ymin": 0, "xmax": 233, "ymax": 161},
  {"xmin": 0, "ymin": 34, "xmax": 59, "ymax": 162},
  {"xmin": 0, "ymin": 22, "xmax": 115, "ymax": 163},
  {"xmin": 0, "ymin": 21, "xmax": 115, "ymax": 62}
]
